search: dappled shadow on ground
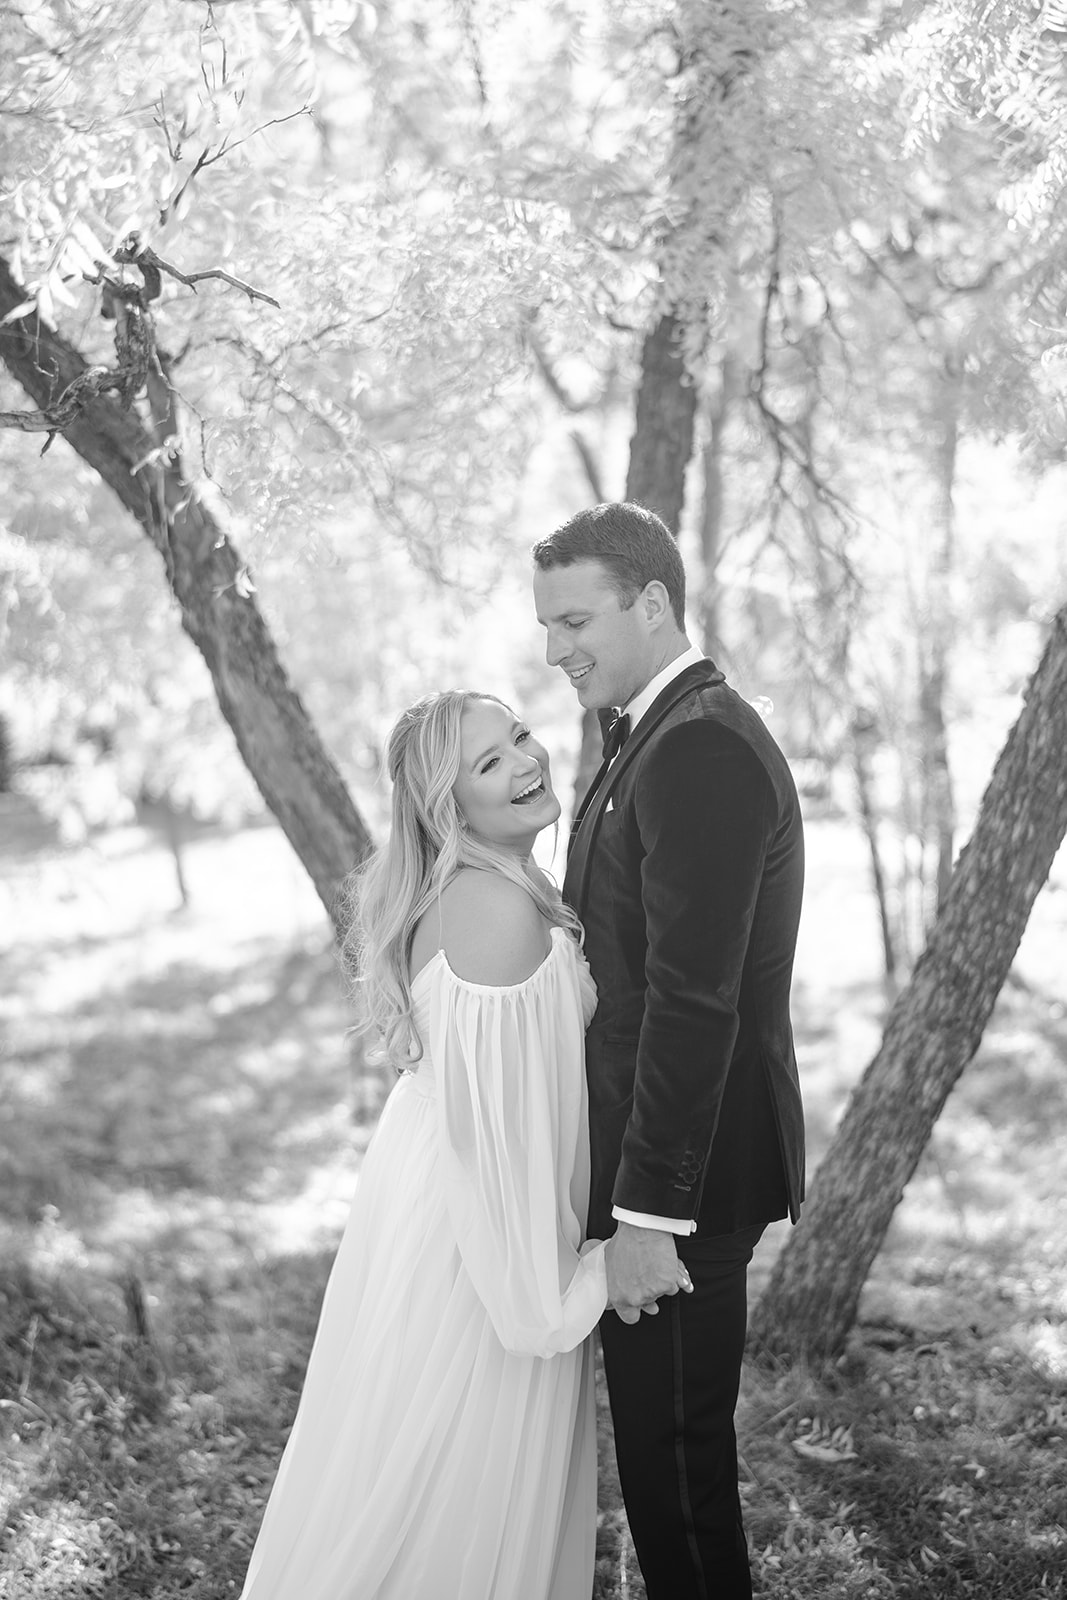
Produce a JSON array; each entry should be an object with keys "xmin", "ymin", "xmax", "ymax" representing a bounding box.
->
[
  {"xmin": 2, "ymin": 811, "xmax": 1065, "ymax": 1600},
  {"xmin": 2, "ymin": 939, "xmax": 376, "ymax": 1225},
  {"xmin": 0, "ymin": 812, "xmax": 388, "ymax": 1287}
]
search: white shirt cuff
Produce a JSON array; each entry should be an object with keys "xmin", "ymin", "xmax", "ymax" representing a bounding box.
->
[{"xmin": 612, "ymin": 1206, "xmax": 697, "ymax": 1236}]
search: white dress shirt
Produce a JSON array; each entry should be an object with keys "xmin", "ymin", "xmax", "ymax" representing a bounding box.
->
[{"xmin": 608, "ymin": 643, "xmax": 706, "ymax": 1237}]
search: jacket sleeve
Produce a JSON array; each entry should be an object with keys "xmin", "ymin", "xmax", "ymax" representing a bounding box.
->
[
  {"xmin": 428, "ymin": 940, "xmax": 608, "ymax": 1358},
  {"xmin": 614, "ymin": 718, "xmax": 776, "ymax": 1219}
]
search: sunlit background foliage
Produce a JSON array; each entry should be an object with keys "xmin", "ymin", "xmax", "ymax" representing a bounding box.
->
[{"xmin": 3, "ymin": 0, "xmax": 1067, "ymax": 931}]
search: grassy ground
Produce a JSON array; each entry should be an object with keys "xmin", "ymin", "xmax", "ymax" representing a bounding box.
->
[{"xmin": 1, "ymin": 792, "xmax": 1065, "ymax": 1598}]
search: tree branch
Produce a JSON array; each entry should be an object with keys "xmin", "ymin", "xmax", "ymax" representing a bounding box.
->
[
  {"xmin": 0, "ymin": 252, "xmax": 372, "ymax": 922},
  {"xmin": 115, "ymin": 235, "xmax": 281, "ymax": 309},
  {"xmin": 568, "ymin": 428, "xmax": 607, "ymax": 503},
  {"xmin": 0, "ymin": 234, "xmax": 280, "ymax": 442}
]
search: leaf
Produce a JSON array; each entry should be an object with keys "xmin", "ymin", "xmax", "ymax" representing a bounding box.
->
[
  {"xmin": 71, "ymin": 217, "xmax": 112, "ymax": 267},
  {"xmin": 58, "ymin": 231, "xmax": 101, "ymax": 280},
  {"xmin": 1, "ymin": 299, "xmax": 37, "ymax": 325},
  {"xmin": 792, "ymin": 1418, "xmax": 858, "ymax": 1463}
]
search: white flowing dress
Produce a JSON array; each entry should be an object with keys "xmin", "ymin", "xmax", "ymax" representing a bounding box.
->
[{"xmin": 239, "ymin": 926, "xmax": 609, "ymax": 1600}]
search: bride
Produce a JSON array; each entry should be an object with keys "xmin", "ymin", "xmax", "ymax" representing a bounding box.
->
[{"xmin": 238, "ymin": 690, "xmax": 686, "ymax": 1599}]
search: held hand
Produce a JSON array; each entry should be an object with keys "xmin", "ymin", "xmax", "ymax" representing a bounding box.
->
[{"xmin": 605, "ymin": 1223, "xmax": 694, "ymax": 1325}]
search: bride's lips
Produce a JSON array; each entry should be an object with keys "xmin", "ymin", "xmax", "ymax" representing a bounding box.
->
[{"xmin": 511, "ymin": 771, "xmax": 549, "ymax": 805}]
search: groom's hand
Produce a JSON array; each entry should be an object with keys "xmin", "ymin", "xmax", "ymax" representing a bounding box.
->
[{"xmin": 605, "ymin": 1223, "xmax": 694, "ymax": 1325}]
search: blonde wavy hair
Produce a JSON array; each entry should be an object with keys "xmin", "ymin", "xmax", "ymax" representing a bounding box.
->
[{"xmin": 340, "ymin": 690, "xmax": 581, "ymax": 1070}]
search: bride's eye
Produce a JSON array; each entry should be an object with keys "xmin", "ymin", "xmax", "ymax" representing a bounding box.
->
[{"xmin": 516, "ymin": 729, "xmax": 531, "ymax": 744}]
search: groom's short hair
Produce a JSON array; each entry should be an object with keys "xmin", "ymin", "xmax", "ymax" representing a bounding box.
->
[{"xmin": 531, "ymin": 502, "xmax": 687, "ymax": 628}]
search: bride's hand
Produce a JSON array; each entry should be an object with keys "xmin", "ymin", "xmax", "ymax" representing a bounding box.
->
[{"xmin": 605, "ymin": 1228, "xmax": 693, "ymax": 1324}]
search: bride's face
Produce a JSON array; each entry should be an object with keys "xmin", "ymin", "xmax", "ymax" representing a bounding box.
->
[{"xmin": 452, "ymin": 700, "xmax": 561, "ymax": 853}]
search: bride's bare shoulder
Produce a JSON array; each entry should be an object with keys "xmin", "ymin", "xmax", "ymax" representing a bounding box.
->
[{"xmin": 428, "ymin": 869, "xmax": 551, "ymax": 986}]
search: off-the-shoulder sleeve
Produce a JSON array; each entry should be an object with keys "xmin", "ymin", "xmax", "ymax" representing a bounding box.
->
[{"xmin": 428, "ymin": 935, "xmax": 608, "ymax": 1359}]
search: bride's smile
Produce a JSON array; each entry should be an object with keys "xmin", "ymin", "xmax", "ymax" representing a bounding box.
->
[{"xmin": 451, "ymin": 700, "xmax": 560, "ymax": 852}]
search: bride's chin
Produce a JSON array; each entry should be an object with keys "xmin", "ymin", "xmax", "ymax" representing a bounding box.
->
[{"xmin": 536, "ymin": 796, "xmax": 562, "ymax": 830}]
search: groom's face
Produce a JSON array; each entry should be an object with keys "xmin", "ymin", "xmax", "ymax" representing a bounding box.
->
[{"xmin": 533, "ymin": 559, "xmax": 656, "ymax": 712}]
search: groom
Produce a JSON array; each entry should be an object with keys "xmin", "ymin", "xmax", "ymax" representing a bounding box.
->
[{"xmin": 532, "ymin": 502, "xmax": 805, "ymax": 1600}]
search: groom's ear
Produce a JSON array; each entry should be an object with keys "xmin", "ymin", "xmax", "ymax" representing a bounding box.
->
[{"xmin": 641, "ymin": 580, "xmax": 672, "ymax": 630}]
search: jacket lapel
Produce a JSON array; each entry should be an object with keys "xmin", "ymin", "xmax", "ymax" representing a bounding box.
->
[
  {"xmin": 566, "ymin": 659, "xmax": 725, "ymax": 913},
  {"xmin": 571, "ymin": 749, "xmax": 614, "ymax": 835}
]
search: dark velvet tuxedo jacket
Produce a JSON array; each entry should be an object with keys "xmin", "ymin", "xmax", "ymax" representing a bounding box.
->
[{"xmin": 563, "ymin": 659, "xmax": 805, "ymax": 1242}]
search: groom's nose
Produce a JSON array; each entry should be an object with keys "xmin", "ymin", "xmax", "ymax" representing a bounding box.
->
[{"xmin": 545, "ymin": 628, "xmax": 567, "ymax": 667}]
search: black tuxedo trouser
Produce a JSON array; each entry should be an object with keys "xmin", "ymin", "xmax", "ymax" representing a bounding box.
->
[{"xmin": 598, "ymin": 1225, "xmax": 765, "ymax": 1600}]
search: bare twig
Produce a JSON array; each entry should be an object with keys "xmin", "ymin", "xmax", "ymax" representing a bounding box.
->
[
  {"xmin": 457, "ymin": 0, "xmax": 489, "ymax": 109},
  {"xmin": 154, "ymin": 93, "xmax": 182, "ymax": 162},
  {"xmin": 749, "ymin": 384, "xmax": 857, "ymax": 530},
  {"xmin": 754, "ymin": 221, "xmax": 781, "ymax": 396},
  {"xmin": 525, "ymin": 325, "xmax": 609, "ymax": 498},
  {"xmin": 569, "ymin": 428, "xmax": 607, "ymax": 502},
  {"xmin": 116, "ymin": 236, "xmax": 280, "ymax": 309},
  {"xmin": 749, "ymin": 223, "xmax": 852, "ymax": 523},
  {"xmin": 529, "ymin": 329, "xmax": 586, "ymax": 413},
  {"xmin": 158, "ymin": 105, "xmax": 311, "ymax": 227},
  {"xmin": 155, "ymin": 258, "xmax": 280, "ymax": 309}
]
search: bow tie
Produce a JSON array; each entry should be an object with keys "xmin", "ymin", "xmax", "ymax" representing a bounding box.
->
[{"xmin": 602, "ymin": 711, "xmax": 631, "ymax": 763}]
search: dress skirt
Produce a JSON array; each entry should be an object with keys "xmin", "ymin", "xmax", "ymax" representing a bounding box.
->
[{"xmin": 239, "ymin": 927, "xmax": 607, "ymax": 1600}]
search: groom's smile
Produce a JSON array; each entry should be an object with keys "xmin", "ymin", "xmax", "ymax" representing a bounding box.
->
[{"xmin": 533, "ymin": 559, "xmax": 663, "ymax": 712}]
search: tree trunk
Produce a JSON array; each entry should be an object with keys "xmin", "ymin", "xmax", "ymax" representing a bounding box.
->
[
  {"xmin": 0, "ymin": 257, "xmax": 373, "ymax": 930},
  {"xmin": 920, "ymin": 374, "xmax": 959, "ymax": 917},
  {"xmin": 751, "ymin": 604, "xmax": 1067, "ymax": 1358},
  {"xmin": 696, "ymin": 354, "xmax": 735, "ymax": 659},
  {"xmin": 570, "ymin": 309, "xmax": 701, "ymax": 814},
  {"xmin": 624, "ymin": 310, "xmax": 699, "ymax": 533}
]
